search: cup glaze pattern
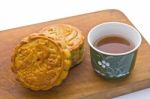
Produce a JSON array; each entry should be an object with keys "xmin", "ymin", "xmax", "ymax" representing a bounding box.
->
[{"xmin": 90, "ymin": 47, "xmax": 137, "ymax": 79}]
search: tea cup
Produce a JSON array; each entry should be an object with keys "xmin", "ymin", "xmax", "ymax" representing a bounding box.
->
[{"xmin": 87, "ymin": 22, "xmax": 142, "ymax": 79}]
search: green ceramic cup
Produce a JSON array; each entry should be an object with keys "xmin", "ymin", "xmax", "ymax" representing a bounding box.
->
[{"xmin": 88, "ymin": 22, "xmax": 142, "ymax": 79}]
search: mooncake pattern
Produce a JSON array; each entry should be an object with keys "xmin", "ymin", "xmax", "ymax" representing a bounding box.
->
[
  {"xmin": 11, "ymin": 33, "xmax": 71, "ymax": 90},
  {"xmin": 40, "ymin": 24, "xmax": 84, "ymax": 66}
]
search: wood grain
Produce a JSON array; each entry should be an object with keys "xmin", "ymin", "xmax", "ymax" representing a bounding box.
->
[{"xmin": 0, "ymin": 9, "xmax": 150, "ymax": 99}]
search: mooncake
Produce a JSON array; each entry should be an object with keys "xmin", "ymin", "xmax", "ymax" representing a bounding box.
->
[
  {"xmin": 11, "ymin": 33, "xmax": 71, "ymax": 90},
  {"xmin": 40, "ymin": 24, "xmax": 84, "ymax": 67}
]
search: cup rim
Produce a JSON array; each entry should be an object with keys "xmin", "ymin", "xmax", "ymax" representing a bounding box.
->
[{"xmin": 87, "ymin": 22, "xmax": 142, "ymax": 56}]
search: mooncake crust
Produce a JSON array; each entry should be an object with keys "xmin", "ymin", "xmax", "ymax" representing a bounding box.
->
[
  {"xmin": 40, "ymin": 24, "xmax": 84, "ymax": 66},
  {"xmin": 11, "ymin": 33, "xmax": 71, "ymax": 90}
]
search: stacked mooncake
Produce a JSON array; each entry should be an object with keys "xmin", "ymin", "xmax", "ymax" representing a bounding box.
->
[
  {"xmin": 40, "ymin": 24, "xmax": 84, "ymax": 67},
  {"xmin": 11, "ymin": 24, "xmax": 84, "ymax": 90}
]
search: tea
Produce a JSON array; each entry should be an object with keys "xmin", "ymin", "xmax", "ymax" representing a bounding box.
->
[{"xmin": 94, "ymin": 36, "xmax": 133, "ymax": 53}]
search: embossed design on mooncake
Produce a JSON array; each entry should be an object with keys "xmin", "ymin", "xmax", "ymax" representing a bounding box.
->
[
  {"xmin": 40, "ymin": 24, "xmax": 84, "ymax": 67},
  {"xmin": 11, "ymin": 33, "xmax": 71, "ymax": 90}
]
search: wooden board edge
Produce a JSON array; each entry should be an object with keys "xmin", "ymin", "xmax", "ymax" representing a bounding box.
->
[
  {"xmin": 80, "ymin": 79, "xmax": 150, "ymax": 99},
  {"xmin": 0, "ymin": 9, "xmax": 127, "ymax": 32}
]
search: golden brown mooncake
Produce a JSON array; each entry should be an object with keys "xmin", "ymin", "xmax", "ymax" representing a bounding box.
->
[
  {"xmin": 40, "ymin": 24, "xmax": 84, "ymax": 67},
  {"xmin": 11, "ymin": 33, "xmax": 71, "ymax": 91}
]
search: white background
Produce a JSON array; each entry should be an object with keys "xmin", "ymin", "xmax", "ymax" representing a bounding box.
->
[{"xmin": 0, "ymin": 0, "xmax": 150, "ymax": 98}]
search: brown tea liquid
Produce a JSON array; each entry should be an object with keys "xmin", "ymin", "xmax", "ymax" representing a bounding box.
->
[{"xmin": 94, "ymin": 36, "xmax": 134, "ymax": 53}]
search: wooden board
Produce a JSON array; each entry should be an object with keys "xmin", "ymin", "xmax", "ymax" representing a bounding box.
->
[{"xmin": 0, "ymin": 9, "xmax": 150, "ymax": 99}]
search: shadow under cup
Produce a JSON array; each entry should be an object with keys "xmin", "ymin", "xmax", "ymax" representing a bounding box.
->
[{"xmin": 88, "ymin": 22, "xmax": 142, "ymax": 79}]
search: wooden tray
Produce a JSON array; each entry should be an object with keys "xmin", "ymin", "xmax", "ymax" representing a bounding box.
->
[{"xmin": 0, "ymin": 9, "xmax": 150, "ymax": 99}]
